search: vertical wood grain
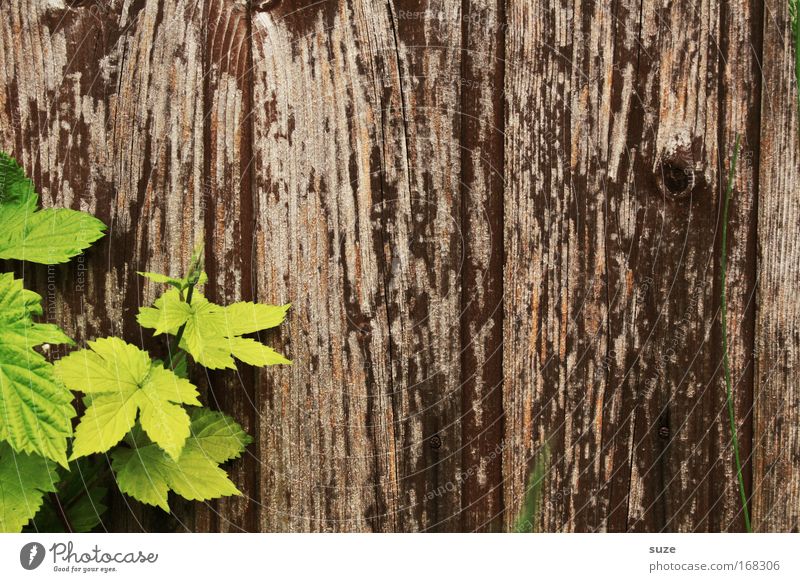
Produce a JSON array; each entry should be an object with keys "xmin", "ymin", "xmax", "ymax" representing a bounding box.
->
[
  {"xmin": 602, "ymin": 0, "xmax": 761, "ymax": 533},
  {"xmin": 503, "ymin": 0, "xmax": 761, "ymax": 532},
  {"xmin": 249, "ymin": 0, "xmax": 510, "ymax": 531},
  {"xmin": 198, "ymin": 0, "xmax": 259, "ymax": 533},
  {"xmin": 602, "ymin": 0, "xmax": 761, "ymax": 532},
  {"xmin": 1, "ymin": 0, "xmax": 797, "ymax": 533},
  {"xmin": 380, "ymin": 0, "xmax": 464, "ymax": 531},
  {"xmin": 503, "ymin": 0, "xmax": 611, "ymax": 533},
  {"xmin": 250, "ymin": 0, "xmax": 401, "ymax": 531},
  {"xmin": 458, "ymin": 0, "xmax": 505, "ymax": 532},
  {"xmin": 754, "ymin": 0, "xmax": 800, "ymax": 532}
]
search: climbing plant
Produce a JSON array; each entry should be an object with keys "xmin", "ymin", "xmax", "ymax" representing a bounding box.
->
[{"xmin": 0, "ymin": 152, "xmax": 290, "ymax": 532}]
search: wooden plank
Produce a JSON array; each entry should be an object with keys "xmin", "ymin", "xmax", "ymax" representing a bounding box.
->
[
  {"xmin": 249, "ymin": 0, "xmax": 488, "ymax": 531},
  {"xmin": 249, "ymin": 0, "xmax": 401, "ymax": 532},
  {"xmin": 380, "ymin": 0, "xmax": 464, "ymax": 531},
  {"xmin": 713, "ymin": 0, "xmax": 762, "ymax": 532},
  {"xmin": 754, "ymin": 0, "xmax": 800, "ymax": 532},
  {"xmin": 601, "ymin": 0, "xmax": 761, "ymax": 533},
  {"xmin": 502, "ymin": 0, "xmax": 612, "ymax": 533},
  {"xmin": 0, "ymin": 0, "xmax": 207, "ymax": 531},
  {"xmin": 458, "ymin": 0, "xmax": 506, "ymax": 532},
  {"xmin": 601, "ymin": 0, "xmax": 760, "ymax": 534},
  {"xmin": 198, "ymin": 0, "xmax": 259, "ymax": 533},
  {"xmin": 503, "ymin": 0, "xmax": 760, "ymax": 532},
  {"xmin": 0, "ymin": 0, "xmax": 125, "ymax": 534}
]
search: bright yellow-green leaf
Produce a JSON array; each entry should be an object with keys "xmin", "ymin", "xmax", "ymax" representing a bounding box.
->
[
  {"xmin": 224, "ymin": 302, "xmax": 291, "ymax": 336},
  {"xmin": 0, "ymin": 442, "xmax": 58, "ymax": 532},
  {"xmin": 190, "ymin": 408, "xmax": 252, "ymax": 463},
  {"xmin": 55, "ymin": 337, "xmax": 148, "ymax": 394},
  {"xmin": 55, "ymin": 338, "xmax": 200, "ymax": 460},
  {"xmin": 0, "ymin": 273, "xmax": 75, "ymax": 467},
  {"xmin": 135, "ymin": 297, "xmax": 192, "ymax": 335},
  {"xmin": 111, "ymin": 411, "xmax": 250, "ymax": 512},
  {"xmin": 137, "ymin": 289, "xmax": 290, "ymax": 370},
  {"xmin": 69, "ymin": 392, "xmax": 142, "ymax": 459},
  {"xmin": 226, "ymin": 337, "xmax": 291, "ymax": 367},
  {"xmin": 0, "ymin": 153, "xmax": 106, "ymax": 264}
]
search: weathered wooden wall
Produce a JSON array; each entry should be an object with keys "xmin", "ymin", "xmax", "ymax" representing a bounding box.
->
[{"xmin": 0, "ymin": 0, "xmax": 797, "ymax": 532}]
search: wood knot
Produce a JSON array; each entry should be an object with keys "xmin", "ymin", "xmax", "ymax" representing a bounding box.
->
[
  {"xmin": 657, "ymin": 148, "xmax": 698, "ymax": 199},
  {"xmin": 429, "ymin": 435, "xmax": 442, "ymax": 450}
]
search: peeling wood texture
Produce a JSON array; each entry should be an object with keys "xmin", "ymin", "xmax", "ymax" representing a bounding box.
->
[
  {"xmin": 755, "ymin": 0, "xmax": 800, "ymax": 532},
  {"xmin": 0, "ymin": 0, "xmax": 798, "ymax": 532}
]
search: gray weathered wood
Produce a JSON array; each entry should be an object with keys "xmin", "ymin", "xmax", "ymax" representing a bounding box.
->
[
  {"xmin": 0, "ymin": 0, "xmax": 797, "ymax": 533},
  {"xmin": 503, "ymin": 0, "xmax": 761, "ymax": 532}
]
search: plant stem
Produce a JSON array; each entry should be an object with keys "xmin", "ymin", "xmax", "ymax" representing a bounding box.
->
[
  {"xmin": 168, "ymin": 283, "xmax": 194, "ymax": 370},
  {"xmin": 721, "ymin": 134, "xmax": 751, "ymax": 533},
  {"xmin": 49, "ymin": 492, "xmax": 73, "ymax": 533}
]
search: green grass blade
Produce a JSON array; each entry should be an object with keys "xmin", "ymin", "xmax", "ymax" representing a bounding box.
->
[
  {"xmin": 791, "ymin": 0, "xmax": 800, "ymax": 130},
  {"xmin": 721, "ymin": 134, "xmax": 751, "ymax": 533},
  {"xmin": 514, "ymin": 442, "xmax": 550, "ymax": 533}
]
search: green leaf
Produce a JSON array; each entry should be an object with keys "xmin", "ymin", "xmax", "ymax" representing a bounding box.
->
[
  {"xmin": 111, "ymin": 411, "xmax": 249, "ymax": 512},
  {"xmin": 137, "ymin": 288, "xmax": 291, "ymax": 370},
  {"xmin": 153, "ymin": 354, "xmax": 188, "ymax": 379},
  {"xmin": 54, "ymin": 337, "xmax": 201, "ymax": 460},
  {"xmin": 26, "ymin": 459, "xmax": 108, "ymax": 533},
  {"xmin": 223, "ymin": 302, "xmax": 292, "ymax": 335},
  {"xmin": 138, "ymin": 270, "xmax": 208, "ymax": 291},
  {"xmin": 189, "ymin": 408, "xmax": 252, "ymax": 463},
  {"xmin": 0, "ymin": 152, "xmax": 36, "ymax": 206},
  {"xmin": 0, "ymin": 442, "xmax": 58, "ymax": 532},
  {"xmin": 170, "ymin": 352, "xmax": 189, "ymax": 379},
  {"xmin": 0, "ymin": 152, "xmax": 106, "ymax": 264},
  {"xmin": 0, "ymin": 272, "xmax": 75, "ymax": 466},
  {"xmin": 61, "ymin": 485, "xmax": 108, "ymax": 532}
]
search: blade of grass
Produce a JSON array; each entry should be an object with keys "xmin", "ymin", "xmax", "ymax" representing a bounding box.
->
[
  {"xmin": 513, "ymin": 442, "xmax": 550, "ymax": 533},
  {"xmin": 791, "ymin": 0, "xmax": 800, "ymax": 136},
  {"xmin": 721, "ymin": 134, "xmax": 751, "ymax": 532}
]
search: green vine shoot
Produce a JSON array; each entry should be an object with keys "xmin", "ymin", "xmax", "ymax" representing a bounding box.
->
[
  {"xmin": 720, "ymin": 135, "xmax": 751, "ymax": 533},
  {"xmin": 0, "ymin": 152, "xmax": 291, "ymax": 532}
]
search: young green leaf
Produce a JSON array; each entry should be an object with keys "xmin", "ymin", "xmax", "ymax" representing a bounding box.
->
[
  {"xmin": 189, "ymin": 408, "xmax": 253, "ymax": 462},
  {"xmin": 0, "ymin": 442, "xmax": 58, "ymax": 532},
  {"xmin": 111, "ymin": 412, "xmax": 250, "ymax": 512},
  {"xmin": 0, "ymin": 152, "xmax": 106, "ymax": 264},
  {"xmin": 137, "ymin": 289, "xmax": 291, "ymax": 370},
  {"xmin": 54, "ymin": 337, "xmax": 201, "ymax": 460},
  {"xmin": 138, "ymin": 270, "xmax": 208, "ymax": 291},
  {"xmin": 0, "ymin": 273, "xmax": 75, "ymax": 466}
]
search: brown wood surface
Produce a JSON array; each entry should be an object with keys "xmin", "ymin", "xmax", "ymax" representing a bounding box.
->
[
  {"xmin": 755, "ymin": 0, "xmax": 800, "ymax": 532},
  {"xmin": 0, "ymin": 0, "xmax": 797, "ymax": 532}
]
